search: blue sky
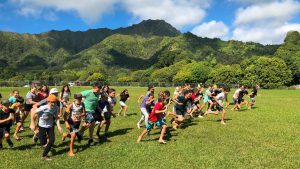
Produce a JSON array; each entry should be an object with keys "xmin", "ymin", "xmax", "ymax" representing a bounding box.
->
[{"xmin": 0, "ymin": 0, "xmax": 300, "ymax": 44}]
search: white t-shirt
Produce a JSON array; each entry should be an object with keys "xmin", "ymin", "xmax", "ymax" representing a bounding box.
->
[{"xmin": 233, "ymin": 89, "xmax": 241, "ymax": 99}]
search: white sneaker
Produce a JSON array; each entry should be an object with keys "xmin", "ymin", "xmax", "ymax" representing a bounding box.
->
[
  {"xmin": 198, "ymin": 115, "xmax": 204, "ymax": 118},
  {"xmin": 136, "ymin": 123, "xmax": 141, "ymax": 129},
  {"xmin": 95, "ymin": 121, "xmax": 100, "ymax": 125}
]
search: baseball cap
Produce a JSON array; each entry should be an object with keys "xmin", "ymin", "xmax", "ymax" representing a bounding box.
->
[
  {"xmin": 49, "ymin": 88, "xmax": 59, "ymax": 94},
  {"xmin": 47, "ymin": 95, "xmax": 57, "ymax": 102}
]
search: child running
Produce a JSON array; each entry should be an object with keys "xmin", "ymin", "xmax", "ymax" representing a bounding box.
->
[
  {"xmin": 62, "ymin": 93, "xmax": 85, "ymax": 157},
  {"xmin": 0, "ymin": 100, "xmax": 15, "ymax": 149},
  {"xmin": 117, "ymin": 89, "xmax": 130, "ymax": 116},
  {"xmin": 33, "ymin": 95, "xmax": 63, "ymax": 160},
  {"xmin": 136, "ymin": 93, "xmax": 155, "ymax": 129},
  {"xmin": 11, "ymin": 97, "xmax": 24, "ymax": 140},
  {"xmin": 137, "ymin": 92, "xmax": 168, "ymax": 144},
  {"xmin": 59, "ymin": 84, "xmax": 71, "ymax": 117}
]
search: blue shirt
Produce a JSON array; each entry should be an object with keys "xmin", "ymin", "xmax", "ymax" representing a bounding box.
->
[{"xmin": 37, "ymin": 105, "xmax": 58, "ymax": 128}]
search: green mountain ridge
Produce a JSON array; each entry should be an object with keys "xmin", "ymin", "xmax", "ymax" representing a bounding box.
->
[{"xmin": 0, "ymin": 19, "xmax": 299, "ymax": 87}]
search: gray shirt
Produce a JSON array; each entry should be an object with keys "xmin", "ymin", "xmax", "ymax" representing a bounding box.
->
[
  {"xmin": 37, "ymin": 105, "xmax": 58, "ymax": 128},
  {"xmin": 26, "ymin": 92, "xmax": 37, "ymax": 104}
]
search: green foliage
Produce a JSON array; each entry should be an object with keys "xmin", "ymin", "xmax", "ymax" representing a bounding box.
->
[
  {"xmin": 173, "ymin": 61, "xmax": 211, "ymax": 83},
  {"xmin": 209, "ymin": 64, "xmax": 242, "ymax": 84},
  {"xmin": 86, "ymin": 73, "xmax": 106, "ymax": 82},
  {"xmin": 242, "ymin": 57, "xmax": 292, "ymax": 88}
]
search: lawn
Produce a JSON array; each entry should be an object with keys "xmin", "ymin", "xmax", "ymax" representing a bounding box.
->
[{"xmin": 0, "ymin": 86, "xmax": 299, "ymax": 169}]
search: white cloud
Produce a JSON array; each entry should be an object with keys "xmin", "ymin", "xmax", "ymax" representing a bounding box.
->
[
  {"xmin": 228, "ymin": 0, "xmax": 277, "ymax": 5},
  {"xmin": 10, "ymin": 0, "xmax": 118, "ymax": 24},
  {"xmin": 191, "ymin": 20, "xmax": 229, "ymax": 39},
  {"xmin": 232, "ymin": 0, "xmax": 300, "ymax": 44},
  {"xmin": 9, "ymin": 0, "xmax": 211, "ymax": 28},
  {"xmin": 234, "ymin": 0, "xmax": 300, "ymax": 25},
  {"xmin": 114, "ymin": 0, "xmax": 210, "ymax": 29}
]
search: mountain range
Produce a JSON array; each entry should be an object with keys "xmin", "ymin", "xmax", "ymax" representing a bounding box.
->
[{"xmin": 0, "ymin": 19, "xmax": 299, "ymax": 84}]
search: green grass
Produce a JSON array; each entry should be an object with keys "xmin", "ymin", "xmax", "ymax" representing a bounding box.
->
[{"xmin": 0, "ymin": 87, "xmax": 300, "ymax": 169}]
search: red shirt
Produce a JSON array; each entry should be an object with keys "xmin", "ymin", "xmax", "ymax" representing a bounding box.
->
[
  {"xmin": 149, "ymin": 102, "xmax": 164, "ymax": 122},
  {"xmin": 37, "ymin": 92, "xmax": 48, "ymax": 101}
]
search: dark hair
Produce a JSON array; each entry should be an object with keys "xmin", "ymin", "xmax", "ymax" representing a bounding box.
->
[
  {"xmin": 121, "ymin": 89, "xmax": 128, "ymax": 94},
  {"xmin": 157, "ymin": 92, "xmax": 165, "ymax": 102},
  {"xmin": 61, "ymin": 84, "xmax": 71, "ymax": 100},
  {"xmin": 164, "ymin": 90, "xmax": 170, "ymax": 97},
  {"xmin": 38, "ymin": 84, "xmax": 49, "ymax": 93},
  {"xmin": 0, "ymin": 93, "xmax": 2, "ymax": 99},
  {"xmin": 148, "ymin": 84, "xmax": 155, "ymax": 91},
  {"xmin": 16, "ymin": 96, "xmax": 24, "ymax": 103},
  {"xmin": 108, "ymin": 88, "xmax": 116, "ymax": 94},
  {"xmin": 183, "ymin": 90, "xmax": 191, "ymax": 96},
  {"xmin": 103, "ymin": 85, "xmax": 109, "ymax": 91},
  {"xmin": 148, "ymin": 93, "xmax": 154, "ymax": 97},
  {"xmin": 93, "ymin": 82, "xmax": 101, "ymax": 89}
]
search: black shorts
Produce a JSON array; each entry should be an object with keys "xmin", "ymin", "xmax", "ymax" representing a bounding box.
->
[
  {"xmin": 175, "ymin": 108, "xmax": 185, "ymax": 116},
  {"xmin": 93, "ymin": 112, "xmax": 104, "ymax": 122},
  {"xmin": 67, "ymin": 117, "xmax": 81, "ymax": 133},
  {"xmin": 216, "ymin": 104, "xmax": 223, "ymax": 111},
  {"xmin": 0, "ymin": 126, "xmax": 11, "ymax": 138},
  {"xmin": 238, "ymin": 98, "xmax": 244, "ymax": 104},
  {"xmin": 24, "ymin": 104, "xmax": 33, "ymax": 111}
]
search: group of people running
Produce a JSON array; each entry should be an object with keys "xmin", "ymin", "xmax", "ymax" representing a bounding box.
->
[
  {"xmin": 0, "ymin": 82, "xmax": 259, "ymax": 160},
  {"xmin": 136, "ymin": 83, "xmax": 259, "ymax": 143}
]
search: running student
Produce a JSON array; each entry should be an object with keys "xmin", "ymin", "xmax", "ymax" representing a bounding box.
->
[
  {"xmin": 37, "ymin": 84, "xmax": 49, "ymax": 101},
  {"xmin": 95, "ymin": 92, "xmax": 116, "ymax": 140},
  {"xmin": 137, "ymin": 92, "xmax": 168, "ymax": 144},
  {"xmin": 137, "ymin": 93, "xmax": 155, "ymax": 129},
  {"xmin": 117, "ymin": 89, "xmax": 130, "ymax": 116},
  {"xmin": 8, "ymin": 90, "xmax": 20, "ymax": 104},
  {"xmin": 62, "ymin": 93, "xmax": 85, "ymax": 157},
  {"xmin": 11, "ymin": 97, "xmax": 24, "ymax": 141},
  {"xmin": 249, "ymin": 84, "xmax": 259, "ymax": 109},
  {"xmin": 33, "ymin": 95, "xmax": 63, "ymax": 161},
  {"xmin": 59, "ymin": 84, "xmax": 71, "ymax": 117},
  {"xmin": 79, "ymin": 83, "xmax": 101, "ymax": 146},
  {"xmin": 231, "ymin": 85, "xmax": 244, "ymax": 111},
  {"xmin": 204, "ymin": 86, "xmax": 228, "ymax": 125},
  {"xmin": 0, "ymin": 100, "xmax": 14, "ymax": 149},
  {"xmin": 24, "ymin": 86, "xmax": 39, "ymax": 130},
  {"xmin": 171, "ymin": 90, "xmax": 192, "ymax": 130}
]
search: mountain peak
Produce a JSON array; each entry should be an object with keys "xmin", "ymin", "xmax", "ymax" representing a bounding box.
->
[{"xmin": 115, "ymin": 19, "xmax": 181, "ymax": 37}]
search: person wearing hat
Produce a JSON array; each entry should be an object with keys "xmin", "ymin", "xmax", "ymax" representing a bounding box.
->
[
  {"xmin": 0, "ymin": 100, "xmax": 15, "ymax": 149},
  {"xmin": 32, "ymin": 95, "xmax": 62, "ymax": 161},
  {"xmin": 30, "ymin": 88, "xmax": 59, "ymax": 133},
  {"xmin": 62, "ymin": 93, "xmax": 85, "ymax": 157}
]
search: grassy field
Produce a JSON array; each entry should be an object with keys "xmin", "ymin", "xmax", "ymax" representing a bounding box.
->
[{"xmin": 0, "ymin": 86, "xmax": 300, "ymax": 169}]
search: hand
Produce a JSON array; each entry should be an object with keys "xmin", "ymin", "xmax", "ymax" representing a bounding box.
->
[
  {"xmin": 58, "ymin": 127, "xmax": 63, "ymax": 134},
  {"xmin": 8, "ymin": 113, "xmax": 14, "ymax": 120}
]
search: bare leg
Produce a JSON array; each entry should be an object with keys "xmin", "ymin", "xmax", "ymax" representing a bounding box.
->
[
  {"xmin": 123, "ymin": 106, "xmax": 128, "ymax": 116},
  {"xmin": 137, "ymin": 129, "xmax": 148, "ymax": 143},
  {"xmin": 69, "ymin": 133, "xmax": 76, "ymax": 156},
  {"xmin": 158, "ymin": 125, "xmax": 167, "ymax": 143}
]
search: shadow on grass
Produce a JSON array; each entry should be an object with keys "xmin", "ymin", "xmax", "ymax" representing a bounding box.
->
[
  {"xmin": 125, "ymin": 113, "xmax": 137, "ymax": 117},
  {"xmin": 13, "ymin": 143, "xmax": 40, "ymax": 150},
  {"xmin": 108, "ymin": 128, "xmax": 133, "ymax": 138}
]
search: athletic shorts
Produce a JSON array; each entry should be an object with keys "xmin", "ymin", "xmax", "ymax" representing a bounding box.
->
[
  {"xmin": 216, "ymin": 104, "xmax": 223, "ymax": 111},
  {"xmin": 85, "ymin": 112, "xmax": 95, "ymax": 123},
  {"xmin": 93, "ymin": 112, "xmax": 103, "ymax": 122},
  {"xmin": 175, "ymin": 108, "xmax": 185, "ymax": 116},
  {"xmin": 67, "ymin": 117, "xmax": 81, "ymax": 133},
  {"xmin": 102, "ymin": 112, "xmax": 111, "ymax": 120},
  {"xmin": 146, "ymin": 119, "xmax": 166, "ymax": 131},
  {"xmin": 119, "ymin": 101, "xmax": 127, "ymax": 107},
  {"xmin": 24, "ymin": 104, "xmax": 33, "ymax": 111},
  {"xmin": 0, "ymin": 126, "xmax": 11, "ymax": 139}
]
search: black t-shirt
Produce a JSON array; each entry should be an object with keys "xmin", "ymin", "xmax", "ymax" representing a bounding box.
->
[
  {"xmin": 250, "ymin": 88, "xmax": 257, "ymax": 98},
  {"xmin": 238, "ymin": 90, "xmax": 248, "ymax": 100},
  {"xmin": 0, "ymin": 108, "xmax": 14, "ymax": 127},
  {"xmin": 120, "ymin": 93, "xmax": 130, "ymax": 102}
]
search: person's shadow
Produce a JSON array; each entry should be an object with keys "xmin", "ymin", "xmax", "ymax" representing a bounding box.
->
[{"xmin": 107, "ymin": 128, "xmax": 133, "ymax": 138}]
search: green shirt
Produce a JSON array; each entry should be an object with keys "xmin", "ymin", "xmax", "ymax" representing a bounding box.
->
[
  {"xmin": 175, "ymin": 95, "xmax": 187, "ymax": 111},
  {"xmin": 81, "ymin": 90, "xmax": 99, "ymax": 112}
]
